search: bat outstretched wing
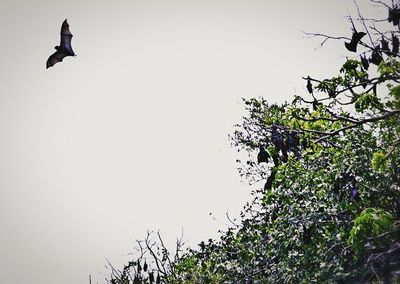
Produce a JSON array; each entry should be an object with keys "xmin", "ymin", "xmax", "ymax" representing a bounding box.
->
[
  {"xmin": 60, "ymin": 19, "xmax": 75, "ymax": 55},
  {"xmin": 46, "ymin": 50, "xmax": 69, "ymax": 68}
]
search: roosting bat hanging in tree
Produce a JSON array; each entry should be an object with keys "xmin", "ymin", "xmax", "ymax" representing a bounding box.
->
[
  {"xmin": 360, "ymin": 54, "xmax": 369, "ymax": 70},
  {"xmin": 257, "ymin": 145, "xmax": 270, "ymax": 164},
  {"xmin": 344, "ymin": 30, "xmax": 366, "ymax": 52},
  {"xmin": 46, "ymin": 19, "xmax": 75, "ymax": 69},
  {"xmin": 388, "ymin": 6, "xmax": 400, "ymax": 26},
  {"xmin": 306, "ymin": 76, "xmax": 313, "ymax": 94},
  {"xmin": 344, "ymin": 18, "xmax": 366, "ymax": 53},
  {"xmin": 392, "ymin": 33, "xmax": 399, "ymax": 54}
]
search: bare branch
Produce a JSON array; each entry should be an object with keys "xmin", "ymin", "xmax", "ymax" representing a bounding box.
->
[
  {"xmin": 302, "ymin": 31, "xmax": 350, "ymax": 48},
  {"xmin": 314, "ymin": 109, "xmax": 400, "ymax": 142},
  {"xmin": 370, "ymin": 0, "xmax": 391, "ymax": 8}
]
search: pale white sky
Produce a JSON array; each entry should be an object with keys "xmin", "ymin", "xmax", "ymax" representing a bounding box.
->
[{"xmin": 0, "ymin": 1, "xmax": 385, "ymax": 283}]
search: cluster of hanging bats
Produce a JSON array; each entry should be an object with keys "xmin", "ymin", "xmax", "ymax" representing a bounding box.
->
[
  {"xmin": 255, "ymin": 4, "xmax": 400, "ymax": 165},
  {"xmin": 346, "ymin": 5, "xmax": 400, "ymax": 69},
  {"xmin": 253, "ymin": 5, "xmax": 400, "ymax": 242},
  {"xmin": 257, "ymin": 126, "xmax": 302, "ymax": 165}
]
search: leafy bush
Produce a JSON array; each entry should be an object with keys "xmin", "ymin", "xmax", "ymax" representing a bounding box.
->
[{"xmin": 348, "ymin": 208, "xmax": 394, "ymax": 252}]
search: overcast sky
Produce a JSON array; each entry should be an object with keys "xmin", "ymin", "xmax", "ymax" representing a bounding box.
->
[{"xmin": 0, "ymin": 1, "xmax": 386, "ymax": 283}]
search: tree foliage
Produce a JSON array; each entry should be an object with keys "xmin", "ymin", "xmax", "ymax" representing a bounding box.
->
[{"xmin": 108, "ymin": 1, "xmax": 400, "ymax": 283}]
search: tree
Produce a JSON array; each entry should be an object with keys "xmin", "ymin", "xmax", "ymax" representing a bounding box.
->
[{"xmin": 108, "ymin": 1, "xmax": 400, "ymax": 282}]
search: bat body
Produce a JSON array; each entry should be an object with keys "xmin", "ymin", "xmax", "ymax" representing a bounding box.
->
[
  {"xmin": 392, "ymin": 34, "xmax": 399, "ymax": 54},
  {"xmin": 389, "ymin": 6, "xmax": 400, "ymax": 26},
  {"xmin": 306, "ymin": 76, "xmax": 313, "ymax": 94},
  {"xmin": 257, "ymin": 145, "xmax": 270, "ymax": 164},
  {"xmin": 302, "ymin": 224, "xmax": 313, "ymax": 244},
  {"xmin": 381, "ymin": 36, "xmax": 390, "ymax": 53},
  {"xmin": 344, "ymin": 31, "xmax": 366, "ymax": 52},
  {"xmin": 360, "ymin": 55, "xmax": 369, "ymax": 70},
  {"xmin": 46, "ymin": 19, "xmax": 75, "ymax": 68},
  {"xmin": 370, "ymin": 49, "xmax": 383, "ymax": 65}
]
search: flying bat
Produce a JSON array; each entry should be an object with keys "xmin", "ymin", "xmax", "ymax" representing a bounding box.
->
[{"xmin": 46, "ymin": 19, "xmax": 75, "ymax": 68}]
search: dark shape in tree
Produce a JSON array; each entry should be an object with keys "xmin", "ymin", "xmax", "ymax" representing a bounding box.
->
[
  {"xmin": 257, "ymin": 145, "xmax": 270, "ymax": 164},
  {"xmin": 301, "ymin": 138, "xmax": 308, "ymax": 150},
  {"xmin": 381, "ymin": 36, "xmax": 390, "ymax": 54},
  {"xmin": 333, "ymin": 180, "xmax": 341, "ymax": 194},
  {"xmin": 392, "ymin": 33, "xmax": 399, "ymax": 54},
  {"xmin": 360, "ymin": 54, "xmax": 369, "ymax": 70},
  {"xmin": 302, "ymin": 224, "xmax": 312, "ymax": 244},
  {"xmin": 264, "ymin": 171, "xmax": 276, "ymax": 191},
  {"xmin": 349, "ymin": 176, "xmax": 360, "ymax": 201},
  {"xmin": 310, "ymin": 97, "xmax": 322, "ymax": 110},
  {"xmin": 350, "ymin": 184, "xmax": 359, "ymax": 200},
  {"xmin": 370, "ymin": 48, "xmax": 383, "ymax": 65},
  {"xmin": 333, "ymin": 174, "xmax": 355, "ymax": 198},
  {"xmin": 143, "ymin": 261, "xmax": 147, "ymax": 272},
  {"xmin": 281, "ymin": 146, "xmax": 288, "ymax": 163},
  {"xmin": 388, "ymin": 6, "xmax": 400, "ymax": 26},
  {"xmin": 149, "ymin": 272, "xmax": 154, "ymax": 283},
  {"xmin": 360, "ymin": 77, "xmax": 369, "ymax": 89},
  {"xmin": 306, "ymin": 76, "xmax": 313, "ymax": 94},
  {"xmin": 345, "ymin": 31, "xmax": 366, "ymax": 52},
  {"xmin": 328, "ymin": 90, "xmax": 336, "ymax": 98},
  {"xmin": 312, "ymin": 99, "xmax": 318, "ymax": 110},
  {"xmin": 271, "ymin": 125, "xmax": 280, "ymax": 149},
  {"xmin": 285, "ymin": 131, "xmax": 300, "ymax": 151},
  {"xmin": 156, "ymin": 273, "xmax": 160, "ymax": 284},
  {"xmin": 46, "ymin": 19, "xmax": 75, "ymax": 69},
  {"xmin": 270, "ymin": 125, "xmax": 291, "ymax": 162}
]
